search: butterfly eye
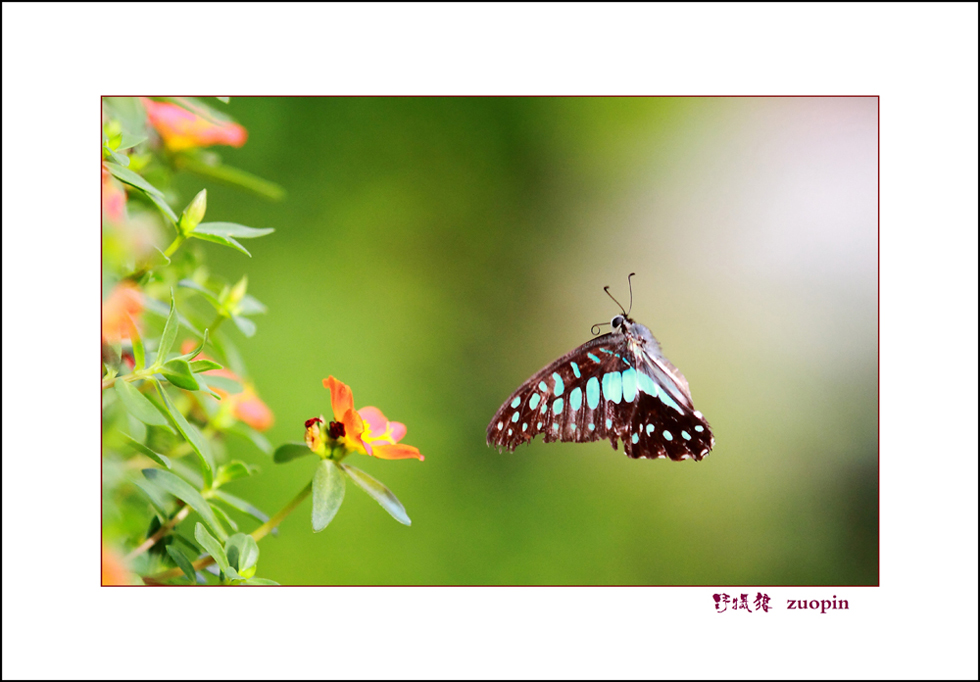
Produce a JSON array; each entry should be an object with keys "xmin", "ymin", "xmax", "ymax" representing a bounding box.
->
[{"xmin": 611, "ymin": 315, "xmax": 625, "ymax": 329}]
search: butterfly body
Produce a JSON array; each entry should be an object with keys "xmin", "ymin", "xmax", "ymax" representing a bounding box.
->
[{"xmin": 487, "ymin": 314, "xmax": 714, "ymax": 461}]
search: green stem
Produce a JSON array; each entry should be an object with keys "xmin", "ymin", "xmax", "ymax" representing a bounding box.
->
[
  {"xmin": 125, "ymin": 503, "xmax": 189, "ymax": 561},
  {"xmin": 163, "ymin": 234, "xmax": 187, "ymax": 258}
]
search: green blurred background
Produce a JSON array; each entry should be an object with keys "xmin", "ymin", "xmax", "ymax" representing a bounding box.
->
[{"xmin": 176, "ymin": 97, "xmax": 878, "ymax": 585}]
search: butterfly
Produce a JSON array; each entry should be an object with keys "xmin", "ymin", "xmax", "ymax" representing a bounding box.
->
[{"xmin": 487, "ymin": 274, "xmax": 714, "ymax": 461}]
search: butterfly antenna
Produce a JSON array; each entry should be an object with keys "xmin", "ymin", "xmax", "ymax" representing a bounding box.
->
[
  {"xmin": 603, "ymin": 285, "xmax": 627, "ymax": 316},
  {"xmin": 626, "ymin": 272, "xmax": 636, "ymax": 315},
  {"xmin": 590, "ymin": 322, "xmax": 609, "ymax": 336}
]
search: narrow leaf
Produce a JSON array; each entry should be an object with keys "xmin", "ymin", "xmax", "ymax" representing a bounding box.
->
[
  {"xmin": 122, "ymin": 433, "xmax": 171, "ymax": 468},
  {"xmin": 228, "ymin": 423, "xmax": 273, "ymax": 455},
  {"xmin": 243, "ymin": 577, "xmax": 280, "ymax": 586},
  {"xmin": 155, "ymin": 290, "xmax": 179, "ymax": 364},
  {"xmin": 312, "ymin": 459, "xmax": 345, "ymax": 532},
  {"xmin": 114, "ymin": 379, "xmax": 169, "ymax": 427},
  {"xmin": 177, "ymin": 279, "xmax": 222, "ymax": 309},
  {"xmin": 274, "ymin": 442, "xmax": 314, "ymax": 464},
  {"xmin": 189, "ymin": 359, "xmax": 223, "ymax": 373},
  {"xmin": 341, "ymin": 464, "xmax": 412, "ymax": 526},
  {"xmin": 210, "ymin": 503, "xmax": 239, "ymax": 532},
  {"xmin": 166, "ymin": 545, "xmax": 196, "ymax": 583},
  {"xmin": 202, "ymin": 375, "xmax": 242, "ymax": 394},
  {"xmin": 194, "ymin": 222, "xmax": 275, "ymax": 239},
  {"xmin": 132, "ymin": 478, "xmax": 171, "ymax": 517},
  {"xmin": 143, "ymin": 469, "xmax": 224, "ymax": 539},
  {"xmin": 176, "ymin": 328, "xmax": 210, "ymax": 361},
  {"xmin": 237, "ymin": 294, "xmax": 267, "ymax": 316},
  {"xmin": 215, "ymin": 461, "xmax": 258, "ymax": 487},
  {"xmin": 155, "ymin": 382, "xmax": 214, "ymax": 488},
  {"xmin": 190, "ymin": 231, "xmax": 252, "ymax": 257},
  {"xmin": 161, "ymin": 358, "xmax": 201, "ymax": 391},
  {"xmin": 211, "ymin": 490, "xmax": 275, "ymax": 533},
  {"xmin": 194, "ymin": 522, "xmax": 239, "ymax": 579},
  {"xmin": 232, "ymin": 315, "xmax": 256, "ymax": 337},
  {"xmin": 145, "ymin": 191, "xmax": 180, "ymax": 224},
  {"xmin": 105, "ymin": 161, "xmax": 164, "ymax": 197}
]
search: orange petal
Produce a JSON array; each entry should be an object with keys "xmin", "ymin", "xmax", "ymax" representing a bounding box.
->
[
  {"xmin": 323, "ymin": 376, "xmax": 355, "ymax": 422},
  {"xmin": 341, "ymin": 407, "xmax": 365, "ymax": 441},
  {"xmin": 371, "ymin": 443, "xmax": 424, "ymax": 461},
  {"xmin": 234, "ymin": 390, "xmax": 274, "ymax": 431}
]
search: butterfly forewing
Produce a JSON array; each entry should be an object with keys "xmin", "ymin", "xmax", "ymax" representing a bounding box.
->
[{"xmin": 487, "ymin": 320, "xmax": 714, "ymax": 461}]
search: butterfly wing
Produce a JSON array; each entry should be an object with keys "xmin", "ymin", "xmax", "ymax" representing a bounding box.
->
[
  {"xmin": 487, "ymin": 329, "xmax": 715, "ymax": 461},
  {"xmin": 487, "ymin": 333, "xmax": 637, "ymax": 451}
]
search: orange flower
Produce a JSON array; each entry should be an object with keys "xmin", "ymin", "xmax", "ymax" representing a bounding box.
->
[
  {"xmin": 102, "ymin": 282, "xmax": 142, "ymax": 343},
  {"xmin": 180, "ymin": 341, "xmax": 274, "ymax": 431},
  {"xmin": 101, "ymin": 164, "xmax": 127, "ymax": 223},
  {"xmin": 321, "ymin": 376, "xmax": 424, "ymax": 461},
  {"xmin": 102, "ymin": 543, "xmax": 137, "ymax": 585},
  {"xmin": 141, "ymin": 98, "xmax": 247, "ymax": 152}
]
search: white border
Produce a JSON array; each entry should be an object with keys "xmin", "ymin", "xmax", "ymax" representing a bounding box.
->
[{"xmin": 3, "ymin": 3, "xmax": 977, "ymax": 679}]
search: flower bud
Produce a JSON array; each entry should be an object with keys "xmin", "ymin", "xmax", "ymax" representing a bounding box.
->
[{"xmin": 179, "ymin": 189, "xmax": 207, "ymax": 234}]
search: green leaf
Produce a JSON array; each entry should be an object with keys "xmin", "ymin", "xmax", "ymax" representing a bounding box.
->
[
  {"xmin": 127, "ymin": 313, "xmax": 145, "ymax": 370},
  {"xmin": 190, "ymin": 230, "xmax": 252, "ymax": 257},
  {"xmin": 312, "ymin": 459, "xmax": 345, "ymax": 532},
  {"xmin": 132, "ymin": 478, "xmax": 172, "ymax": 518},
  {"xmin": 176, "ymin": 328, "xmax": 210, "ymax": 361},
  {"xmin": 189, "ymin": 359, "xmax": 223, "ymax": 373},
  {"xmin": 214, "ymin": 460, "xmax": 258, "ymax": 487},
  {"xmin": 216, "ymin": 97, "xmax": 230, "ymax": 104},
  {"xmin": 177, "ymin": 278, "xmax": 222, "ymax": 309},
  {"xmin": 122, "ymin": 432, "xmax": 171, "ymax": 468},
  {"xmin": 166, "ymin": 545, "xmax": 196, "ymax": 583},
  {"xmin": 232, "ymin": 315, "xmax": 256, "ymax": 337},
  {"xmin": 143, "ymin": 469, "xmax": 224, "ymax": 539},
  {"xmin": 144, "ymin": 191, "xmax": 180, "ymax": 224},
  {"xmin": 194, "ymin": 222, "xmax": 275, "ymax": 240},
  {"xmin": 104, "ymin": 162, "xmax": 163, "ymax": 197},
  {"xmin": 202, "ymin": 375, "xmax": 242, "ymax": 394},
  {"xmin": 142, "ymin": 295, "xmax": 202, "ymax": 339},
  {"xmin": 155, "ymin": 382, "xmax": 214, "ymax": 488},
  {"xmin": 340, "ymin": 464, "xmax": 412, "ymax": 526},
  {"xmin": 210, "ymin": 502, "xmax": 239, "ymax": 532},
  {"xmin": 155, "ymin": 290, "xmax": 179, "ymax": 364},
  {"xmin": 116, "ymin": 132, "xmax": 148, "ymax": 150},
  {"xmin": 273, "ymin": 442, "xmax": 315, "ymax": 464},
  {"xmin": 225, "ymin": 533, "xmax": 259, "ymax": 574},
  {"xmin": 242, "ymin": 577, "xmax": 279, "ymax": 586},
  {"xmin": 125, "ymin": 413, "xmax": 147, "ymax": 443},
  {"xmin": 114, "ymin": 379, "xmax": 170, "ymax": 427},
  {"xmin": 191, "ymin": 373, "xmax": 223, "ymax": 400},
  {"xmin": 105, "ymin": 146, "xmax": 130, "ymax": 167},
  {"xmin": 173, "ymin": 153, "xmax": 286, "ymax": 201},
  {"xmin": 228, "ymin": 422, "xmax": 272, "ymax": 455},
  {"xmin": 210, "ymin": 490, "xmax": 274, "ymax": 533},
  {"xmin": 237, "ymin": 294, "xmax": 267, "ymax": 316},
  {"xmin": 161, "ymin": 358, "xmax": 201, "ymax": 391},
  {"xmin": 194, "ymin": 522, "xmax": 240, "ymax": 579}
]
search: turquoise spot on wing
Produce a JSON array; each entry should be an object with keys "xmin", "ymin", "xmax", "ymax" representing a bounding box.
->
[
  {"xmin": 511, "ymin": 397, "xmax": 521, "ymax": 408},
  {"xmin": 621, "ymin": 368, "xmax": 638, "ymax": 403},
  {"xmin": 571, "ymin": 362, "xmax": 581, "ymax": 378},
  {"xmin": 586, "ymin": 377, "xmax": 600, "ymax": 409},
  {"xmin": 538, "ymin": 381, "xmax": 548, "ymax": 393},
  {"xmin": 602, "ymin": 372, "xmax": 623, "ymax": 404},
  {"xmin": 569, "ymin": 387, "xmax": 582, "ymax": 411},
  {"xmin": 657, "ymin": 386, "xmax": 682, "ymax": 412},
  {"xmin": 588, "ymin": 423, "xmax": 595, "ymax": 431},
  {"xmin": 570, "ymin": 424, "xmax": 576, "ymax": 431},
  {"xmin": 645, "ymin": 424, "xmax": 655, "ymax": 435},
  {"xmin": 537, "ymin": 421, "xmax": 542, "ymax": 429},
  {"xmin": 552, "ymin": 423, "xmax": 559, "ymax": 431},
  {"xmin": 588, "ymin": 353, "xmax": 601, "ymax": 364},
  {"xmin": 663, "ymin": 430, "xmax": 673, "ymax": 441},
  {"xmin": 637, "ymin": 372, "xmax": 656, "ymax": 396},
  {"xmin": 600, "ymin": 348, "xmax": 614, "ymax": 355},
  {"xmin": 522, "ymin": 423, "xmax": 527, "ymax": 432},
  {"xmin": 552, "ymin": 398, "xmax": 564, "ymax": 415},
  {"xmin": 529, "ymin": 394, "xmax": 541, "ymax": 410},
  {"xmin": 552, "ymin": 372, "xmax": 564, "ymax": 397},
  {"xmin": 631, "ymin": 434, "xmax": 639, "ymax": 444},
  {"xmin": 695, "ymin": 425, "xmax": 704, "ymax": 433},
  {"xmin": 511, "ymin": 412, "xmax": 519, "ymax": 423},
  {"xmin": 682, "ymin": 430, "xmax": 691, "ymax": 440},
  {"xmin": 605, "ymin": 418, "xmax": 612, "ymax": 429}
]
